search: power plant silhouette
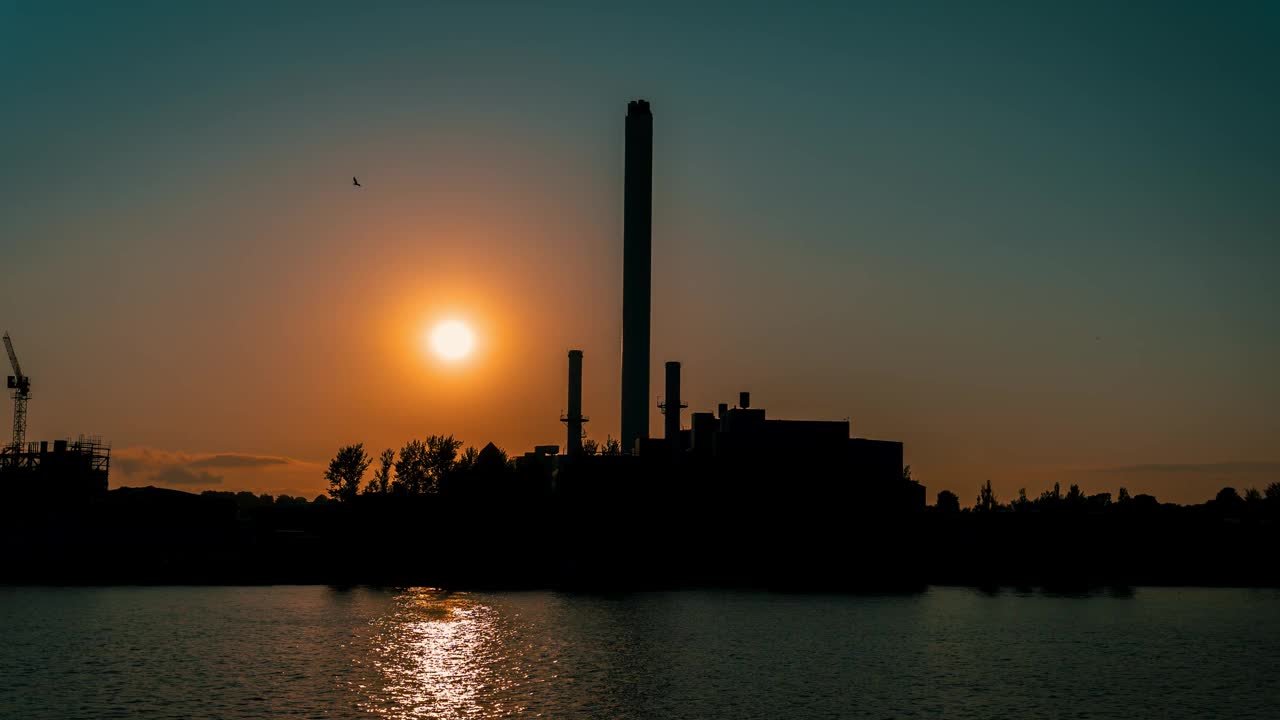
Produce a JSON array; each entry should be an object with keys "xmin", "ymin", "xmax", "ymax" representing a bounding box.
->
[{"xmin": 541, "ymin": 100, "xmax": 923, "ymax": 511}]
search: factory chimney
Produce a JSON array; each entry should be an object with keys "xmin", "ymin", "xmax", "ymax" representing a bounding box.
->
[
  {"xmin": 621, "ymin": 99, "xmax": 653, "ymax": 454},
  {"xmin": 561, "ymin": 350, "xmax": 588, "ymax": 456},
  {"xmin": 662, "ymin": 361, "xmax": 685, "ymax": 446}
]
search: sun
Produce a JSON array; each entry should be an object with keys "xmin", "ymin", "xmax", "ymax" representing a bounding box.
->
[{"xmin": 429, "ymin": 320, "xmax": 475, "ymax": 362}]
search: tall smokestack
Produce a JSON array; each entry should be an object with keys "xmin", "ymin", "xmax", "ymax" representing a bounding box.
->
[
  {"xmin": 563, "ymin": 350, "xmax": 586, "ymax": 456},
  {"xmin": 621, "ymin": 99, "xmax": 652, "ymax": 454},
  {"xmin": 664, "ymin": 361, "xmax": 682, "ymax": 443}
]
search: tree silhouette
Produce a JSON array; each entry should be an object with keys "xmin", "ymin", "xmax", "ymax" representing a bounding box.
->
[
  {"xmin": 1087, "ymin": 492, "xmax": 1112, "ymax": 511},
  {"xmin": 1132, "ymin": 493, "xmax": 1159, "ymax": 510},
  {"xmin": 1036, "ymin": 482, "xmax": 1062, "ymax": 510},
  {"xmin": 457, "ymin": 445, "xmax": 480, "ymax": 473},
  {"xmin": 393, "ymin": 435, "xmax": 463, "ymax": 494},
  {"xmin": 1266, "ymin": 482, "xmax": 1280, "ymax": 502},
  {"xmin": 1064, "ymin": 483, "xmax": 1087, "ymax": 511},
  {"xmin": 424, "ymin": 434, "xmax": 463, "ymax": 493},
  {"xmin": 1118, "ymin": 487, "xmax": 1131, "ymax": 504},
  {"xmin": 1011, "ymin": 487, "xmax": 1032, "ymax": 512},
  {"xmin": 1215, "ymin": 487, "xmax": 1242, "ymax": 504},
  {"xmin": 1244, "ymin": 487, "xmax": 1262, "ymax": 503},
  {"xmin": 603, "ymin": 436, "xmax": 621, "ymax": 456},
  {"xmin": 326, "ymin": 444, "xmax": 371, "ymax": 502},
  {"xmin": 582, "ymin": 438, "xmax": 599, "ymax": 456},
  {"xmin": 936, "ymin": 489, "xmax": 960, "ymax": 513},
  {"xmin": 393, "ymin": 439, "xmax": 430, "ymax": 494},
  {"xmin": 365, "ymin": 448, "xmax": 395, "ymax": 495},
  {"xmin": 975, "ymin": 480, "xmax": 999, "ymax": 513},
  {"xmin": 1214, "ymin": 487, "xmax": 1244, "ymax": 515}
]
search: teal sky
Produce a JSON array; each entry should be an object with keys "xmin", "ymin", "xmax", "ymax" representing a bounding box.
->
[{"xmin": 2, "ymin": 1, "xmax": 1277, "ymax": 502}]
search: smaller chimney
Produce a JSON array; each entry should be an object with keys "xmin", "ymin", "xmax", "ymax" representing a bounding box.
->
[
  {"xmin": 739, "ymin": 391, "xmax": 751, "ymax": 409},
  {"xmin": 561, "ymin": 350, "xmax": 587, "ymax": 456},
  {"xmin": 663, "ymin": 361, "xmax": 683, "ymax": 443},
  {"xmin": 717, "ymin": 402, "xmax": 728, "ymax": 417}
]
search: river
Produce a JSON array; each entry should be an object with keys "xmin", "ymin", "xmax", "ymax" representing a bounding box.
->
[{"xmin": 1, "ymin": 586, "xmax": 1276, "ymax": 718}]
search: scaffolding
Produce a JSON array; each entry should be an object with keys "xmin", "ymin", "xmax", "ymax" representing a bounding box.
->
[{"xmin": 0, "ymin": 434, "xmax": 111, "ymax": 496}]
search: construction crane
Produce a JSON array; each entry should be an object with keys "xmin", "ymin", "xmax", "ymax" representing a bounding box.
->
[{"xmin": 3, "ymin": 332, "xmax": 30, "ymax": 449}]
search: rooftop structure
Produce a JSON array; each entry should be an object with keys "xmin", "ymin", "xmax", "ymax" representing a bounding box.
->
[{"xmin": 0, "ymin": 435, "xmax": 111, "ymax": 501}]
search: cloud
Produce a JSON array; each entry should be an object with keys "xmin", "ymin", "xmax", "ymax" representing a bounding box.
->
[
  {"xmin": 151, "ymin": 466, "xmax": 223, "ymax": 486},
  {"xmin": 1089, "ymin": 462, "xmax": 1280, "ymax": 474},
  {"xmin": 187, "ymin": 453, "xmax": 294, "ymax": 469},
  {"xmin": 111, "ymin": 447, "xmax": 323, "ymax": 493}
]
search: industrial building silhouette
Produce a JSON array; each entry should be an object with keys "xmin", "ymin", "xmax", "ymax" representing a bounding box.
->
[{"xmin": 548, "ymin": 99, "xmax": 924, "ymax": 512}]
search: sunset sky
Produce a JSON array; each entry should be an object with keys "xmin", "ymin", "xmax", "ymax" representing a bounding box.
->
[{"xmin": 2, "ymin": 2, "xmax": 1277, "ymax": 503}]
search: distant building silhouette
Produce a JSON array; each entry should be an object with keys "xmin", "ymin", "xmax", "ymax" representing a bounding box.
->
[{"xmin": 0, "ymin": 435, "xmax": 110, "ymax": 502}]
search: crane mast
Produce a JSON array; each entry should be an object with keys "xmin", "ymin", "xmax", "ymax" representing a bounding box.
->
[{"xmin": 3, "ymin": 332, "xmax": 30, "ymax": 449}]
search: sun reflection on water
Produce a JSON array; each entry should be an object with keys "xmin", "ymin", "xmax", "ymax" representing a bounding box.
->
[{"xmin": 354, "ymin": 588, "xmax": 523, "ymax": 719}]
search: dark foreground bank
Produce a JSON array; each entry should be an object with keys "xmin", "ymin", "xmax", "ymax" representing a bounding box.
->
[{"xmin": 2, "ymin": 485, "xmax": 1278, "ymax": 588}]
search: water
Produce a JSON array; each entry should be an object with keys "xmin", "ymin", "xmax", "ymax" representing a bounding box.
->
[{"xmin": 0, "ymin": 586, "xmax": 1276, "ymax": 719}]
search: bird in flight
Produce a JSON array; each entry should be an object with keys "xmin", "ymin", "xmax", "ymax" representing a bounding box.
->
[{"xmin": 352, "ymin": 176, "xmax": 362, "ymax": 187}]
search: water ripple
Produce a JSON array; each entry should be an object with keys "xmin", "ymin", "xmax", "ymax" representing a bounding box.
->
[{"xmin": 1, "ymin": 587, "xmax": 1277, "ymax": 719}]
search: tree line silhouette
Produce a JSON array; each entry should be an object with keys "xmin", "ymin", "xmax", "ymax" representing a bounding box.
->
[
  {"xmin": 932, "ymin": 473, "xmax": 1280, "ymax": 516},
  {"xmin": 324, "ymin": 436, "xmax": 509, "ymax": 501},
  {"xmin": 4, "ymin": 435, "xmax": 1277, "ymax": 588},
  {"xmin": 314, "ymin": 443, "xmax": 1280, "ymax": 520},
  {"xmin": 321, "ymin": 435, "xmax": 642, "ymax": 503},
  {"xmin": 203, "ymin": 451, "xmax": 1279, "ymax": 518}
]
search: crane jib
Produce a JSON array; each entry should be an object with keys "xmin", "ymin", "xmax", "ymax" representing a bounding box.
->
[{"xmin": 3, "ymin": 333, "xmax": 21, "ymax": 374}]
